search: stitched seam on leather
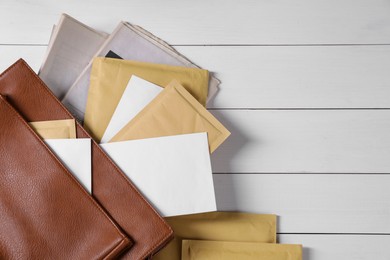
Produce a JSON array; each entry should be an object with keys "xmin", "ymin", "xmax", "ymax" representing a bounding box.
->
[
  {"xmin": 12, "ymin": 59, "xmax": 173, "ymax": 258},
  {"xmin": 141, "ymin": 226, "xmax": 174, "ymax": 259},
  {"xmin": 146, "ymin": 230, "xmax": 175, "ymax": 259},
  {"xmin": 102, "ymin": 237, "xmax": 129, "ymax": 260},
  {"xmin": 102, "ymin": 239, "xmax": 122, "ymax": 260},
  {"xmin": 0, "ymin": 91, "xmax": 126, "ymax": 242}
]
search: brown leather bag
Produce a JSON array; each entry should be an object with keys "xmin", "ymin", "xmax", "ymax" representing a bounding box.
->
[
  {"xmin": 0, "ymin": 59, "xmax": 173, "ymax": 259},
  {"xmin": 0, "ymin": 95, "xmax": 132, "ymax": 259}
]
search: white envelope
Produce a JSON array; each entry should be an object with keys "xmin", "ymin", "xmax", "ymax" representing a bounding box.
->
[
  {"xmin": 45, "ymin": 139, "xmax": 92, "ymax": 193},
  {"xmin": 101, "ymin": 75, "xmax": 163, "ymax": 143},
  {"xmin": 62, "ymin": 21, "xmax": 219, "ymax": 121},
  {"xmin": 39, "ymin": 14, "xmax": 108, "ymax": 99},
  {"xmin": 101, "ymin": 133, "xmax": 216, "ymax": 217}
]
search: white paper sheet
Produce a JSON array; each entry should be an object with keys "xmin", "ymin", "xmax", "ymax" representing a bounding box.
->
[
  {"xmin": 39, "ymin": 14, "xmax": 108, "ymax": 99},
  {"xmin": 45, "ymin": 139, "xmax": 92, "ymax": 193},
  {"xmin": 101, "ymin": 76, "xmax": 163, "ymax": 143},
  {"xmin": 101, "ymin": 133, "xmax": 216, "ymax": 217},
  {"xmin": 62, "ymin": 22, "xmax": 219, "ymax": 121}
]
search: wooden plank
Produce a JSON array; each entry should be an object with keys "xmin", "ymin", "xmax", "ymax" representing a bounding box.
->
[
  {"xmin": 3, "ymin": 45, "xmax": 390, "ymax": 109},
  {"xmin": 1, "ymin": 0, "xmax": 390, "ymax": 44},
  {"xmin": 279, "ymin": 234, "xmax": 390, "ymax": 260},
  {"xmin": 211, "ymin": 110, "xmax": 390, "ymax": 173},
  {"xmin": 2, "ymin": 48, "xmax": 390, "ymax": 173},
  {"xmin": 1, "ymin": 2, "xmax": 389, "ymax": 259},
  {"xmin": 0, "ymin": 46, "xmax": 46, "ymax": 73},
  {"xmin": 176, "ymin": 45, "xmax": 390, "ymax": 109},
  {"xmin": 214, "ymin": 174, "xmax": 390, "ymax": 233}
]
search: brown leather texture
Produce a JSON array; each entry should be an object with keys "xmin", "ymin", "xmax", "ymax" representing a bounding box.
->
[
  {"xmin": 0, "ymin": 59, "xmax": 173, "ymax": 259},
  {"xmin": 0, "ymin": 95, "xmax": 131, "ymax": 259}
]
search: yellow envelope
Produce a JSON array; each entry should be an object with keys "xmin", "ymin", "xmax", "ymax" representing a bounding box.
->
[
  {"xmin": 84, "ymin": 57, "xmax": 209, "ymax": 141},
  {"xmin": 154, "ymin": 212, "xmax": 277, "ymax": 260},
  {"xmin": 110, "ymin": 81, "xmax": 230, "ymax": 153},
  {"xmin": 29, "ymin": 119, "xmax": 76, "ymax": 139},
  {"xmin": 182, "ymin": 240, "xmax": 302, "ymax": 260}
]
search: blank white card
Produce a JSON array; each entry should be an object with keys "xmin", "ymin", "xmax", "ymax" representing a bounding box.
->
[
  {"xmin": 101, "ymin": 75, "xmax": 162, "ymax": 143},
  {"xmin": 45, "ymin": 139, "xmax": 92, "ymax": 193},
  {"xmin": 101, "ymin": 133, "xmax": 216, "ymax": 216}
]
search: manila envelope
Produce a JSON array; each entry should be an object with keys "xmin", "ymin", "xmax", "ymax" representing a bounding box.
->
[
  {"xmin": 61, "ymin": 21, "xmax": 219, "ymax": 121},
  {"xmin": 29, "ymin": 119, "xmax": 76, "ymax": 139},
  {"xmin": 154, "ymin": 212, "xmax": 276, "ymax": 260},
  {"xmin": 182, "ymin": 240, "xmax": 302, "ymax": 260},
  {"xmin": 110, "ymin": 80, "xmax": 230, "ymax": 153},
  {"xmin": 83, "ymin": 57, "xmax": 209, "ymax": 141}
]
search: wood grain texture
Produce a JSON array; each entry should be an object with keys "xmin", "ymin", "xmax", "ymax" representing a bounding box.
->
[
  {"xmin": 0, "ymin": 46, "xmax": 45, "ymax": 73},
  {"xmin": 2, "ymin": 47, "xmax": 390, "ymax": 174},
  {"xmin": 1, "ymin": 2, "xmax": 389, "ymax": 258},
  {"xmin": 176, "ymin": 45, "xmax": 390, "ymax": 109},
  {"xmin": 1, "ymin": 0, "xmax": 390, "ymax": 45},
  {"xmin": 214, "ymin": 174, "xmax": 390, "ymax": 233},
  {"xmin": 3, "ymin": 45, "xmax": 390, "ymax": 109},
  {"xmin": 211, "ymin": 110, "xmax": 390, "ymax": 173},
  {"xmin": 279, "ymin": 234, "xmax": 390, "ymax": 260}
]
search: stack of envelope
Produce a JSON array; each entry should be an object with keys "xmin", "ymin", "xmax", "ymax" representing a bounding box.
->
[
  {"xmin": 155, "ymin": 212, "xmax": 303, "ymax": 260},
  {"xmin": 39, "ymin": 14, "xmax": 231, "ymax": 220},
  {"xmin": 0, "ymin": 13, "xmax": 303, "ymax": 259}
]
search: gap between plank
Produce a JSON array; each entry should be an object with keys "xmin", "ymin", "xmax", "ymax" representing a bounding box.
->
[
  {"xmin": 278, "ymin": 233, "xmax": 390, "ymax": 236},
  {"xmin": 3, "ymin": 43, "xmax": 390, "ymax": 47},
  {"xmin": 175, "ymin": 43, "xmax": 390, "ymax": 47},
  {"xmin": 208, "ymin": 108, "xmax": 390, "ymax": 110},
  {"xmin": 212, "ymin": 172, "xmax": 390, "ymax": 175}
]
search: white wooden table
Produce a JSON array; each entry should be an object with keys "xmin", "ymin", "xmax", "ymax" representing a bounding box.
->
[{"xmin": 1, "ymin": 1, "xmax": 389, "ymax": 259}]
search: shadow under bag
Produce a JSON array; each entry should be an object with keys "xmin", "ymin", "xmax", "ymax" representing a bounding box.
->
[
  {"xmin": 0, "ymin": 59, "xmax": 173, "ymax": 260},
  {"xmin": 0, "ymin": 95, "xmax": 132, "ymax": 259}
]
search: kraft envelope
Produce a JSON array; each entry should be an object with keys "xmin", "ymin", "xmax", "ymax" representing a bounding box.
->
[
  {"xmin": 44, "ymin": 139, "xmax": 91, "ymax": 193},
  {"xmin": 83, "ymin": 57, "xmax": 209, "ymax": 141},
  {"xmin": 29, "ymin": 119, "xmax": 76, "ymax": 139},
  {"xmin": 62, "ymin": 21, "xmax": 219, "ymax": 120},
  {"xmin": 101, "ymin": 133, "xmax": 216, "ymax": 217},
  {"xmin": 110, "ymin": 81, "xmax": 230, "ymax": 153},
  {"xmin": 182, "ymin": 240, "xmax": 302, "ymax": 260},
  {"xmin": 39, "ymin": 14, "xmax": 108, "ymax": 99},
  {"xmin": 154, "ymin": 212, "xmax": 276, "ymax": 260},
  {"xmin": 101, "ymin": 75, "xmax": 163, "ymax": 143}
]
